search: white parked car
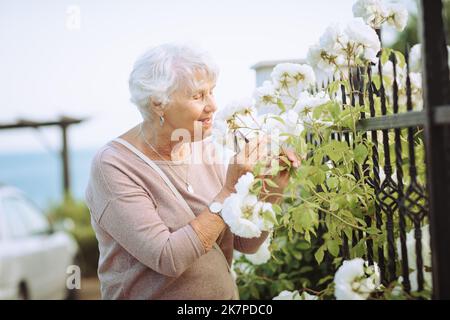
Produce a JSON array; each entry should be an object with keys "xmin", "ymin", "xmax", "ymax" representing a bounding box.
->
[{"xmin": 0, "ymin": 185, "xmax": 79, "ymax": 299}]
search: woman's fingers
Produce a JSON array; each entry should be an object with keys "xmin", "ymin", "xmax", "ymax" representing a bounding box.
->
[
  {"xmin": 249, "ymin": 135, "xmax": 273, "ymax": 167},
  {"xmin": 236, "ymin": 134, "xmax": 303, "ymax": 176},
  {"xmin": 238, "ymin": 134, "xmax": 269, "ymax": 164},
  {"xmin": 281, "ymin": 147, "xmax": 301, "ymax": 168}
]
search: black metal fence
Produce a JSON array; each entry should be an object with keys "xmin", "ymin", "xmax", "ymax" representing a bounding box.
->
[{"xmin": 309, "ymin": 0, "xmax": 450, "ymax": 299}]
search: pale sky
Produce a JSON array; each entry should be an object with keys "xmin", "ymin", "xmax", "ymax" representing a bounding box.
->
[{"xmin": 0, "ymin": 0, "xmax": 410, "ymax": 153}]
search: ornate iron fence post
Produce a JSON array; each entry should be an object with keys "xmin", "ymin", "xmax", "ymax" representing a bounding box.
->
[{"xmin": 419, "ymin": 0, "xmax": 450, "ymax": 299}]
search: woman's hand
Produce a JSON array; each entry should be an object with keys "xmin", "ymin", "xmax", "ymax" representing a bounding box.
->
[
  {"xmin": 222, "ymin": 134, "xmax": 272, "ymax": 194},
  {"xmin": 259, "ymin": 147, "xmax": 301, "ymax": 204},
  {"xmin": 192, "ymin": 135, "xmax": 273, "ymax": 252}
]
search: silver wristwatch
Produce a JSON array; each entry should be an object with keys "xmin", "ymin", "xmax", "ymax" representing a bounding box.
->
[{"xmin": 209, "ymin": 201, "xmax": 224, "ymax": 218}]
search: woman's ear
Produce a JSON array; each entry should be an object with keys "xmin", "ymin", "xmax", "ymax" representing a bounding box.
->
[{"xmin": 149, "ymin": 97, "xmax": 164, "ymax": 116}]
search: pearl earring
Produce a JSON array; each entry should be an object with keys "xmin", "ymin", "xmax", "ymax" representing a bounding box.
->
[{"xmin": 159, "ymin": 115, "xmax": 165, "ymax": 127}]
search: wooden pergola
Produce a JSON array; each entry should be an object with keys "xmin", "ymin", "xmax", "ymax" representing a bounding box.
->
[{"xmin": 0, "ymin": 116, "xmax": 85, "ymax": 198}]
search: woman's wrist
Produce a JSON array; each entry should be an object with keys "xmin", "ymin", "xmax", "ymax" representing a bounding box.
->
[
  {"xmin": 214, "ymin": 187, "xmax": 233, "ymax": 203},
  {"xmin": 190, "ymin": 211, "xmax": 226, "ymax": 252}
]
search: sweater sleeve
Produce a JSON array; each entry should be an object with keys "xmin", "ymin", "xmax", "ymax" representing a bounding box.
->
[
  {"xmin": 233, "ymin": 231, "xmax": 269, "ymax": 254},
  {"xmin": 86, "ymin": 149, "xmax": 206, "ymax": 278}
]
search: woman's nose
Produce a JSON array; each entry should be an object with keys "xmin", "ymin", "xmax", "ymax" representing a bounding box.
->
[{"xmin": 205, "ymin": 97, "xmax": 217, "ymax": 112}]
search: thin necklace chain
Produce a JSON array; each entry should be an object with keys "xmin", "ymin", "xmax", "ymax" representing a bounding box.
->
[{"xmin": 138, "ymin": 123, "xmax": 194, "ymax": 193}]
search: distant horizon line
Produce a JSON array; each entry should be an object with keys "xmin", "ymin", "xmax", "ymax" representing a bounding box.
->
[{"xmin": 0, "ymin": 145, "xmax": 100, "ymax": 156}]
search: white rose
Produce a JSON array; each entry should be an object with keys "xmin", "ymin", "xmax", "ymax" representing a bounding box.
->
[
  {"xmin": 259, "ymin": 114, "xmax": 293, "ymax": 143},
  {"xmin": 271, "ymin": 63, "xmax": 316, "ymax": 94},
  {"xmin": 282, "ymin": 109, "xmax": 303, "ymax": 137},
  {"xmin": 408, "ymin": 270, "xmax": 432, "ymax": 292},
  {"xmin": 409, "ymin": 44, "xmax": 422, "ymax": 73},
  {"xmin": 334, "ymin": 258, "xmax": 380, "ymax": 300},
  {"xmin": 273, "ymin": 290, "xmax": 302, "ymax": 300},
  {"xmin": 231, "ymin": 259, "xmax": 254, "ymax": 279},
  {"xmin": 320, "ymin": 23, "xmax": 348, "ymax": 55},
  {"xmin": 245, "ymin": 235, "xmax": 272, "ymax": 265},
  {"xmin": 235, "ymin": 172, "xmax": 255, "ymax": 197},
  {"xmin": 307, "ymin": 44, "xmax": 337, "ymax": 74},
  {"xmin": 360, "ymin": 261, "xmax": 381, "ymax": 292},
  {"xmin": 395, "ymin": 269, "xmax": 432, "ymax": 294},
  {"xmin": 396, "ymin": 224, "xmax": 431, "ymax": 271},
  {"xmin": 409, "ymin": 72, "xmax": 422, "ymax": 89},
  {"xmin": 409, "ymin": 43, "xmax": 450, "ymax": 74},
  {"xmin": 222, "ymin": 191, "xmax": 276, "ymax": 239},
  {"xmin": 222, "ymin": 193, "xmax": 262, "ymax": 238},
  {"xmin": 264, "ymin": 111, "xmax": 304, "ymax": 142},
  {"xmin": 211, "ymin": 119, "xmax": 231, "ymax": 145},
  {"xmin": 252, "ymin": 201, "xmax": 276, "ymax": 231},
  {"xmin": 299, "ymin": 292, "xmax": 319, "ymax": 300},
  {"xmin": 273, "ymin": 290, "xmax": 319, "ymax": 300},
  {"xmin": 334, "ymin": 258, "xmax": 367, "ymax": 300},
  {"xmin": 344, "ymin": 18, "xmax": 381, "ymax": 63},
  {"xmin": 352, "ymin": 0, "xmax": 387, "ymax": 29},
  {"xmin": 285, "ymin": 109, "xmax": 299, "ymax": 126},
  {"xmin": 254, "ymin": 80, "xmax": 278, "ymax": 108},
  {"xmin": 386, "ymin": 3, "xmax": 408, "ymax": 32},
  {"xmin": 233, "ymin": 110, "xmax": 260, "ymax": 140},
  {"xmin": 294, "ymin": 90, "xmax": 330, "ymax": 123},
  {"xmin": 372, "ymin": 59, "xmax": 407, "ymax": 89},
  {"xmin": 216, "ymin": 98, "xmax": 254, "ymax": 122}
]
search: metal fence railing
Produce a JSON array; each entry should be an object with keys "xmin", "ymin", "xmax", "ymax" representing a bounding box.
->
[{"xmin": 308, "ymin": 0, "xmax": 450, "ymax": 299}]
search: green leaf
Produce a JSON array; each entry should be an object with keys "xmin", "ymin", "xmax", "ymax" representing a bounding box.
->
[
  {"xmin": 328, "ymin": 81, "xmax": 338, "ymax": 95},
  {"xmin": 326, "ymin": 177, "xmax": 339, "ymax": 189},
  {"xmin": 299, "ymin": 266, "xmax": 314, "ymax": 273},
  {"xmin": 317, "ymin": 275, "xmax": 334, "ymax": 286},
  {"xmin": 253, "ymin": 163, "xmax": 263, "ymax": 176},
  {"xmin": 310, "ymin": 167, "xmax": 326, "ymax": 185},
  {"xmin": 338, "ymin": 177, "xmax": 353, "ymax": 193},
  {"xmin": 345, "ymin": 193, "xmax": 358, "ymax": 206},
  {"xmin": 365, "ymin": 227, "xmax": 381, "ymax": 235},
  {"xmin": 343, "ymin": 227, "xmax": 353, "ymax": 241},
  {"xmin": 292, "ymin": 251, "xmax": 303, "ymax": 260},
  {"xmin": 272, "ymin": 204, "xmax": 282, "ymax": 215},
  {"xmin": 329, "ymin": 199, "xmax": 339, "ymax": 211},
  {"xmin": 276, "ymin": 100, "xmax": 286, "ymax": 113},
  {"xmin": 249, "ymin": 285, "xmax": 260, "ymax": 299},
  {"xmin": 271, "ymin": 115, "xmax": 286, "ymax": 125},
  {"xmin": 315, "ymin": 246, "xmax": 325, "ymax": 264},
  {"xmin": 293, "ymin": 206, "xmax": 318, "ymax": 231},
  {"xmin": 312, "ymin": 104, "xmax": 321, "ymax": 120},
  {"xmin": 327, "ymin": 239, "xmax": 340, "ymax": 257},
  {"xmin": 326, "ymin": 140, "xmax": 348, "ymax": 163},
  {"xmin": 313, "ymin": 150, "xmax": 324, "ymax": 166},
  {"xmin": 372, "ymin": 75, "xmax": 381, "ymax": 90},
  {"xmin": 297, "ymin": 241, "xmax": 311, "ymax": 250},
  {"xmin": 381, "ymin": 48, "xmax": 392, "ymax": 66},
  {"xmin": 265, "ymin": 179, "xmax": 279, "ymax": 188},
  {"xmin": 304, "ymin": 230, "xmax": 311, "ymax": 243},
  {"xmin": 340, "ymin": 108, "xmax": 359, "ymax": 131},
  {"xmin": 353, "ymin": 239, "xmax": 366, "ymax": 258},
  {"xmin": 262, "ymin": 210, "xmax": 278, "ymax": 225},
  {"xmin": 327, "ymin": 101, "xmax": 342, "ymax": 121},
  {"xmin": 394, "ymin": 50, "xmax": 406, "ymax": 69},
  {"xmin": 270, "ymin": 158, "xmax": 280, "ymax": 175},
  {"xmin": 354, "ymin": 144, "xmax": 368, "ymax": 164}
]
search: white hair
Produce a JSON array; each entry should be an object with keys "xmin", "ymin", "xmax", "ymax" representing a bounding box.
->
[{"xmin": 128, "ymin": 42, "xmax": 219, "ymax": 120}]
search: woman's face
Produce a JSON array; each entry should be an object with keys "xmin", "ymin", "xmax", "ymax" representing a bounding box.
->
[{"xmin": 162, "ymin": 71, "xmax": 217, "ymax": 142}]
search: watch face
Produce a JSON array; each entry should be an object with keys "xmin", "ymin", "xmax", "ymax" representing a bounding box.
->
[{"xmin": 210, "ymin": 202, "xmax": 222, "ymax": 213}]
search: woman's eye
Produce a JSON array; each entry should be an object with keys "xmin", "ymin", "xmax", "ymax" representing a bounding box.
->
[{"xmin": 193, "ymin": 94, "xmax": 202, "ymax": 99}]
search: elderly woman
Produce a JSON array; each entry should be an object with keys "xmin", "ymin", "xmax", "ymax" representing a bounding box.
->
[{"xmin": 85, "ymin": 43, "xmax": 300, "ymax": 300}]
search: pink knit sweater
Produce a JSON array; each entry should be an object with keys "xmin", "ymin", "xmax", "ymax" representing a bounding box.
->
[{"xmin": 85, "ymin": 137, "xmax": 268, "ymax": 299}]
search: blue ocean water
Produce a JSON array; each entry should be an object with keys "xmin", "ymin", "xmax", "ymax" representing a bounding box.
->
[{"xmin": 0, "ymin": 148, "xmax": 97, "ymax": 211}]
